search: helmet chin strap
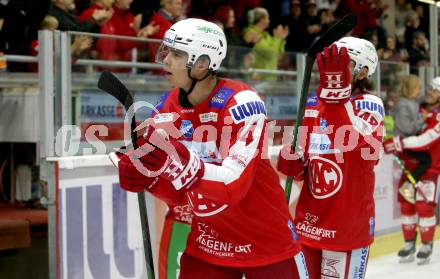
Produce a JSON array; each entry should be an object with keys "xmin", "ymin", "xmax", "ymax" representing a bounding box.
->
[
  {"xmin": 178, "ymin": 67, "xmax": 213, "ymax": 107},
  {"xmin": 181, "ymin": 67, "xmax": 213, "ymax": 95}
]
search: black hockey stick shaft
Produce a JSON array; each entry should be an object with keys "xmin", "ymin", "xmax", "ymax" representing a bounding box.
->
[
  {"xmin": 284, "ymin": 13, "xmax": 357, "ymax": 202},
  {"xmin": 98, "ymin": 71, "xmax": 155, "ymax": 279}
]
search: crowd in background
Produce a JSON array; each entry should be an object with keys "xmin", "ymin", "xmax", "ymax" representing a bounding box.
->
[{"xmin": 0, "ymin": 0, "xmax": 433, "ymax": 73}]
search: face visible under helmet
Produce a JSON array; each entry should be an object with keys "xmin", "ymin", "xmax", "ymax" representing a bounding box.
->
[
  {"xmin": 335, "ymin": 37, "xmax": 378, "ymax": 78},
  {"xmin": 155, "ymin": 18, "xmax": 227, "ymax": 72}
]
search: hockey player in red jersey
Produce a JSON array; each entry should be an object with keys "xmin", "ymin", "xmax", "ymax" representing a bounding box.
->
[
  {"xmin": 383, "ymin": 77, "xmax": 440, "ymax": 265},
  {"xmin": 277, "ymin": 37, "xmax": 384, "ymax": 279},
  {"xmin": 113, "ymin": 18, "xmax": 308, "ymax": 278}
]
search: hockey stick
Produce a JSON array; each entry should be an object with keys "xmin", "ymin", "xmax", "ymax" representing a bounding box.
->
[
  {"xmin": 98, "ymin": 71, "xmax": 155, "ymax": 279},
  {"xmin": 392, "ymin": 155, "xmax": 427, "ymax": 203},
  {"xmin": 284, "ymin": 13, "xmax": 357, "ymax": 202}
]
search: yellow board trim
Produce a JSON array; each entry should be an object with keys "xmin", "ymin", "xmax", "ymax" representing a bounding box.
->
[{"xmin": 370, "ymin": 225, "xmax": 440, "ymax": 259}]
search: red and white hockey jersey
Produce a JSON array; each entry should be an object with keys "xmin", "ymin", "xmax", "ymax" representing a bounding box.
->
[
  {"xmin": 294, "ymin": 93, "xmax": 384, "ymax": 251},
  {"xmin": 145, "ymin": 79, "xmax": 302, "ymax": 267},
  {"xmin": 402, "ymin": 107, "xmax": 440, "ymax": 176}
]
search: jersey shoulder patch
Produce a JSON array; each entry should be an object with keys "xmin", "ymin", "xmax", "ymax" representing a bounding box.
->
[
  {"xmin": 209, "ymin": 86, "xmax": 235, "ymax": 109},
  {"xmin": 353, "ymin": 94, "xmax": 385, "ymax": 122},
  {"xmin": 228, "ymin": 90, "xmax": 267, "ymax": 124},
  {"xmin": 306, "ymin": 95, "xmax": 318, "ymax": 107}
]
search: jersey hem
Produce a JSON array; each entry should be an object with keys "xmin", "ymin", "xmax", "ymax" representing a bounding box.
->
[
  {"xmin": 184, "ymin": 247, "xmax": 301, "ymax": 267},
  {"xmin": 299, "ymin": 238, "xmax": 373, "ymax": 251}
]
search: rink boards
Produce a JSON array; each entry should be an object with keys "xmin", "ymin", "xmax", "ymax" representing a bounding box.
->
[{"xmin": 53, "ymin": 152, "xmax": 403, "ymax": 279}]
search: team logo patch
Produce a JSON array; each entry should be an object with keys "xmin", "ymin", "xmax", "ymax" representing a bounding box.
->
[
  {"xmin": 229, "ymin": 101, "xmax": 267, "ymax": 123},
  {"xmin": 308, "ymin": 156, "xmax": 343, "ymax": 199},
  {"xmin": 180, "ymin": 120, "xmax": 194, "ymax": 139},
  {"xmin": 355, "ymin": 99, "xmax": 385, "ymax": 116},
  {"xmin": 199, "ymin": 112, "xmax": 218, "ymax": 123},
  {"xmin": 209, "ymin": 87, "xmax": 234, "ymax": 108}
]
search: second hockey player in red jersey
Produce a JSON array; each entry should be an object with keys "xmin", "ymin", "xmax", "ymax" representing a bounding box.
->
[
  {"xmin": 114, "ymin": 18, "xmax": 308, "ymax": 278},
  {"xmin": 278, "ymin": 37, "xmax": 384, "ymax": 279},
  {"xmin": 384, "ymin": 76, "xmax": 440, "ymax": 265}
]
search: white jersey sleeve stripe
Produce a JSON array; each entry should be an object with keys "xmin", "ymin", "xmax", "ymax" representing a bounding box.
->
[
  {"xmin": 403, "ymin": 124, "xmax": 440, "ymax": 150},
  {"xmin": 202, "ymin": 115, "xmax": 265, "ymax": 185}
]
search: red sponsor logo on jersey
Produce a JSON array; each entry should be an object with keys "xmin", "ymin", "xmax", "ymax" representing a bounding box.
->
[{"xmin": 308, "ymin": 156, "xmax": 343, "ymax": 199}]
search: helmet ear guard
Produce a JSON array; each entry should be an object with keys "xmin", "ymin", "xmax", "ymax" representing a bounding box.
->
[{"xmin": 334, "ymin": 37, "xmax": 378, "ymax": 78}]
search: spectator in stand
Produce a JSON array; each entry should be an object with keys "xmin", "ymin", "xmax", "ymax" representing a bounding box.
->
[
  {"xmin": 317, "ymin": 7, "xmax": 336, "ymax": 35},
  {"xmin": 211, "ymin": 5, "xmax": 245, "ymax": 69},
  {"xmin": 49, "ymin": 0, "xmax": 112, "ymax": 32},
  {"xmin": 211, "ymin": 5, "xmax": 243, "ymax": 47},
  {"xmin": 242, "ymin": 7, "xmax": 289, "ymax": 79},
  {"xmin": 407, "ymin": 31, "xmax": 430, "ymax": 69},
  {"xmin": 281, "ymin": 0, "xmax": 308, "ymax": 53},
  {"xmin": 303, "ymin": 0, "xmax": 321, "ymax": 47},
  {"xmin": 0, "ymin": 0, "xmax": 51, "ymax": 71},
  {"xmin": 395, "ymin": 0, "xmax": 412, "ymax": 47},
  {"xmin": 334, "ymin": 0, "xmax": 384, "ymax": 38},
  {"xmin": 74, "ymin": 0, "xmax": 93, "ymax": 14},
  {"xmin": 147, "ymin": 0, "xmax": 183, "ymax": 61},
  {"xmin": 28, "ymin": 15, "xmax": 93, "ymax": 71},
  {"xmin": 378, "ymin": 35, "xmax": 408, "ymax": 62},
  {"xmin": 95, "ymin": 0, "xmax": 159, "ymax": 71},
  {"xmin": 78, "ymin": 0, "xmax": 114, "ymax": 23},
  {"xmin": 414, "ymin": 4, "xmax": 429, "ymax": 39},
  {"xmin": 404, "ymin": 11, "xmax": 421, "ymax": 50}
]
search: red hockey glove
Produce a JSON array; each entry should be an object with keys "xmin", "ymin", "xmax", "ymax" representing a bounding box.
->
[
  {"xmin": 316, "ymin": 44, "xmax": 352, "ymax": 103},
  {"xmin": 383, "ymin": 136, "xmax": 404, "ymax": 154},
  {"xmin": 277, "ymin": 145, "xmax": 306, "ymax": 181},
  {"xmin": 115, "ymin": 146, "xmax": 159, "ymax": 192},
  {"xmin": 115, "ymin": 129, "xmax": 204, "ymax": 192}
]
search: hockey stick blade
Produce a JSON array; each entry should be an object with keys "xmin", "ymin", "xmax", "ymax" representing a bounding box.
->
[
  {"xmin": 97, "ymin": 71, "xmax": 156, "ymax": 279},
  {"xmin": 285, "ymin": 13, "xmax": 357, "ymax": 203},
  {"xmin": 98, "ymin": 71, "xmax": 134, "ymax": 111}
]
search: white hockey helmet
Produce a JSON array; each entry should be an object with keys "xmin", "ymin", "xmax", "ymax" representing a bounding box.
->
[
  {"xmin": 335, "ymin": 37, "xmax": 378, "ymax": 77},
  {"xmin": 430, "ymin": 76, "xmax": 440, "ymax": 92},
  {"xmin": 156, "ymin": 18, "xmax": 227, "ymax": 72}
]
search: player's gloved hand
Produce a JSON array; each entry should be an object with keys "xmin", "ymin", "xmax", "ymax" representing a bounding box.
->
[
  {"xmin": 316, "ymin": 44, "xmax": 351, "ymax": 103},
  {"xmin": 277, "ymin": 144, "xmax": 307, "ymax": 181},
  {"xmin": 115, "ymin": 129, "xmax": 204, "ymax": 192},
  {"xmin": 115, "ymin": 145, "xmax": 159, "ymax": 192},
  {"xmin": 147, "ymin": 130, "xmax": 204, "ymax": 191},
  {"xmin": 383, "ymin": 136, "xmax": 404, "ymax": 153}
]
